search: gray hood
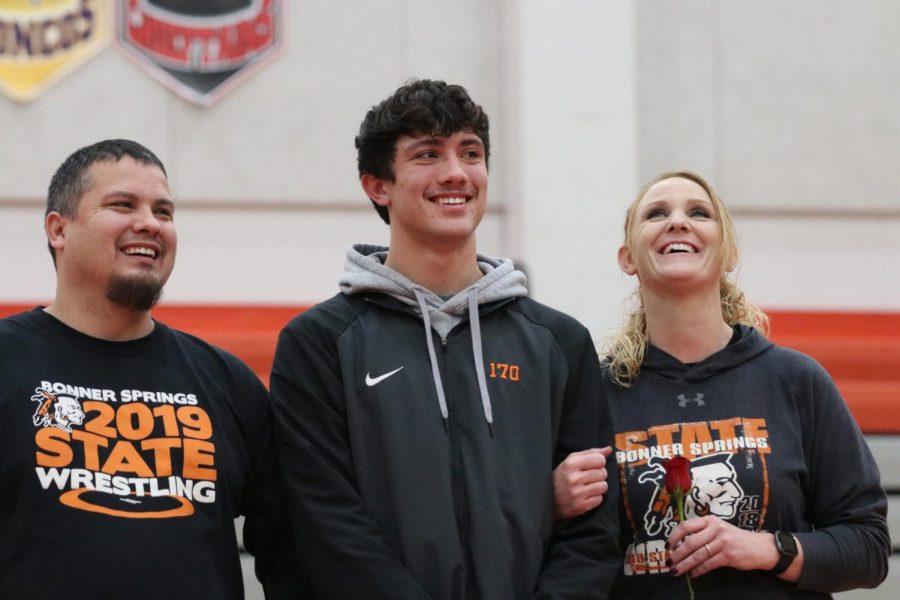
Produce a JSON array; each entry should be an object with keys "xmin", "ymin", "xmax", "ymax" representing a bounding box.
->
[
  {"xmin": 339, "ymin": 243, "xmax": 528, "ymax": 433},
  {"xmin": 340, "ymin": 243, "xmax": 528, "ymax": 339}
]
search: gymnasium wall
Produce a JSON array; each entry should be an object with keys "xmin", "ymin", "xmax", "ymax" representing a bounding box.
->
[{"xmin": 1, "ymin": 0, "xmax": 897, "ymax": 379}]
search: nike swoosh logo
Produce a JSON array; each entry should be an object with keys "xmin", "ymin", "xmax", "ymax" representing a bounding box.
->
[{"xmin": 365, "ymin": 366, "xmax": 404, "ymax": 387}]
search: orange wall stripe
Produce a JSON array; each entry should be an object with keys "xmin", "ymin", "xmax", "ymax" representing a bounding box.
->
[{"xmin": 4, "ymin": 304, "xmax": 899, "ymax": 433}]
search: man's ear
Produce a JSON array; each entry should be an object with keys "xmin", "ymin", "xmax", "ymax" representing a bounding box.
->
[
  {"xmin": 617, "ymin": 244, "xmax": 637, "ymax": 276},
  {"xmin": 361, "ymin": 174, "xmax": 392, "ymax": 210},
  {"xmin": 45, "ymin": 212, "xmax": 67, "ymax": 253}
]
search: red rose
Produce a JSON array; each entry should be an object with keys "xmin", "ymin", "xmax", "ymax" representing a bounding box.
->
[
  {"xmin": 663, "ymin": 456, "xmax": 692, "ymax": 497},
  {"xmin": 662, "ymin": 455, "xmax": 696, "ymax": 599}
]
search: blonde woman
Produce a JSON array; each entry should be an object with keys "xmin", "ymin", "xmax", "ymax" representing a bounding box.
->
[{"xmin": 554, "ymin": 171, "xmax": 889, "ymax": 598}]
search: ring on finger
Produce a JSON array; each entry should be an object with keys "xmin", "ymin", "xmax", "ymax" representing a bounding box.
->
[{"xmin": 704, "ymin": 543, "xmax": 713, "ymax": 559}]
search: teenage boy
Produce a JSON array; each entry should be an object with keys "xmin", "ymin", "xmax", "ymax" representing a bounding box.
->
[{"xmin": 272, "ymin": 80, "xmax": 620, "ymax": 599}]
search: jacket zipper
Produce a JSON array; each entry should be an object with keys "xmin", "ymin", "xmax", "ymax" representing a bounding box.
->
[{"xmin": 441, "ymin": 333, "xmax": 478, "ymax": 598}]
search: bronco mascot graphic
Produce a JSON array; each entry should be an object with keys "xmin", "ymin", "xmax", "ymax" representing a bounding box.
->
[{"xmin": 31, "ymin": 388, "xmax": 85, "ymax": 433}]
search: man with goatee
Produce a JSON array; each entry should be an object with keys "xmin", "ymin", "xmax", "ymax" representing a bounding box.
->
[{"xmin": 0, "ymin": 139, "xmax": 300, "ymax": 599}]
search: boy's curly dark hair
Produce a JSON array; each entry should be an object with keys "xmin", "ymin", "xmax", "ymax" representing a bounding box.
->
[{"xmin": 355, "ymin": 79, "xmax": 490, "ymax": 223}]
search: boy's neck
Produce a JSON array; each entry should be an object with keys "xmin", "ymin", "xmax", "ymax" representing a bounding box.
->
[{"xmin": 385, "ymin": 241, "xmax": 483, "ymax": 295}]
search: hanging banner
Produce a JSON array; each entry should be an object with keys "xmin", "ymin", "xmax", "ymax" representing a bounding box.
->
[
  {"xmin": 0, "ymin": 0, "xmax": 110, "ymax": 103},
  {"xmin": 116, "ymin": 0, "xmax": 284, "ymax": 107}
]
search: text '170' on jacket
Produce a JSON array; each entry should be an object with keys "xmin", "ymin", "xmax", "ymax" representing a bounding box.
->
[{"xmin": 270, "ymin": 244, "xmax": 622, "ymax": 600}]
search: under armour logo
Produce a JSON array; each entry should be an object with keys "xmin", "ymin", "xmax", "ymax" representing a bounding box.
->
[{"xmin": 677, "ymin": 393, "xmax": 705, "ymax": 407}]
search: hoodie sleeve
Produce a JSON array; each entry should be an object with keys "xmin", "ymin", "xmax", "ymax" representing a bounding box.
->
[
  {"xmin": 791, "ymin": 355, "xmax": 891, "ymax": 593},
  {"xmin": 237, "ymin": 386, "xmax": 314, "ymax": 599},
  {"xmin": 533, "ymin": 324, "xmax": 622, "ymax": 599},
  {"xmin": 269, "ymin": 311, "xmax": 433, "ymax": 600}
]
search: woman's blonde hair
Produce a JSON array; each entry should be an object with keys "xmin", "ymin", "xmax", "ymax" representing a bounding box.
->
[{"xmin": 604, "ymin": 170, "xmax": 768, "ymax": 387}]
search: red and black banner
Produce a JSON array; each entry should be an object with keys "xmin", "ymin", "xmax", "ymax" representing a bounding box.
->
[{"xmin": 116, "ymin": 0, "xmax": 284, "ymax": 106}]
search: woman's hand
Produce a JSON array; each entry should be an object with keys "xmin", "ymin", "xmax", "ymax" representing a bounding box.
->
[
  {"xmin": 667, "ymin": 516, "xmax": 804, "ymax": 581},
  {"xmin": 553, "ymin": 447, "xmax": 611, "ymax": 520}
]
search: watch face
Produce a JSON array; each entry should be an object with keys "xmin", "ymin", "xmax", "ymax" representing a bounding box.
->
[{"xmin": 777, "ymin": 531, "xmax": 798, "ymax": 555}]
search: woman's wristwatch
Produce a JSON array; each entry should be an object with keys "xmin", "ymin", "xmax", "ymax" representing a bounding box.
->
[{"xmin": 771, "ymin": 531, "xmax": 798, "ymax": 575}]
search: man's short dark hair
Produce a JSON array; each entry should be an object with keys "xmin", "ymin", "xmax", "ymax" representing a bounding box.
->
[
  {"xmin": 355, "ymin": 79, "xmax": 490, "ymax": 224},
  {"xmin": 46, "ymin": 139, "xmax": 167, "ymax": 263}
]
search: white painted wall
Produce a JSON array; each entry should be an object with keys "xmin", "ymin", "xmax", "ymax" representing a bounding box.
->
[
  {"xmin": 634, "ymin": 0, "xmax": 900, "ymax": 317},
  {"xmin": 512, "ymin": 1, "xmax": 639, "ymax": 340},
  {"xmin": 1, "ymin": 0, "xmax": 897, "ymax": 342},
  {"xmin": 0, "ymin": 0, "xmax": 509, "ymax": 307}
]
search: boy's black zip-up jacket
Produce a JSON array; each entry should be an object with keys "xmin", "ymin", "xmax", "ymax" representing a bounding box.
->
[{"xmin": 270, "ymin": 248, "xmax": 621, "ymax": 599}]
